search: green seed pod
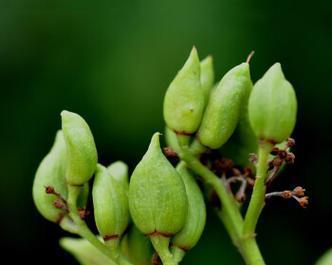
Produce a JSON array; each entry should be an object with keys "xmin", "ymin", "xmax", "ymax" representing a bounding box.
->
[
  {"xmin": 171, "ymin": 163, "xmax": 206, "ymax": 258},
  {"xmin": 315, "ymin": 249, "xmax": 332, "ymax": 265},
  {"xmin": 92, "ymin": 164, "xmax": 129, "ymax": 243},
  {"xmin": 129, "ymin": 132, "xmax": 187, "ymax": 235},
  {"xmin": 60, "ymin": 237, "xmax": 116, "ymax": 265},
  {"xmin": 107, "ymin": 160, "xmax": 129, "ymax": 191},
  {"xmin": 248, "ymin": 63, "xmax": 297, "ymax": 144},
  {"xmin": 220, "ymin": 75, "xmax": 258, "ymax": 167},
  {"xmin": 164, "ymin": 126, "xmax": 181, "ymax": 154},
  {"xmin": 163, "ymin": 47, "xmax": 205, "ymax": 134},
  {"xmin": 198, "ymin": 63, "xmax": 253, "ymax": 149},
  {"xmin": 120, "ymin": 225, "xmax": 153, "ymax": 265},
  {"xmin": 61, "ymin": 110, "xmax": 98, "ymax": 185},
  {"xmin": 200, "ymin": 55, "xmax": 215, "ymax": 103},
  {"xmin": 32, "ymin": 131, "xmax": 68, "ymax": 223}
]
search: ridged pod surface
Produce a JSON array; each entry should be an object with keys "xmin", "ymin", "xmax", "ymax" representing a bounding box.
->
[
  {"xmin": 61, "ymin": 110, "xmax": 97, "ymax": 185},
  {"xmin": 129, "ymin": 133, "xmax": 187, "ymax": 236},
  {"xmin": 198, "ymin": 63, "xmax": 252, "ymax": 149},
  {"xmin": 248, "ymin": 63, "xmax": 297, "ymax": 144},
  {"xmin": 163, "ymin": 47, "xmax": 205, "ymax": 134}
]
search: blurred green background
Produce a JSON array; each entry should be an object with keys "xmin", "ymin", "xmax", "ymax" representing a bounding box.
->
[{"xmin": 1, "ymin": 0, "xmax": 331, "ymax": 264}]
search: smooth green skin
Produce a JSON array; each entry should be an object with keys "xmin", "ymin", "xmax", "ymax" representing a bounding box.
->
[
  {"xmin": 200, "ymin": 55, "xmax": 215, "ymax": 103},
  {"xmin": 163, "ymin": 47, "xmax": 205, "ymax": 134},
  {"xmin": 61, "ymin": 110, "xmax": 98, "ymax": 185},
  {"xmin": 93, "ymin": 164, "xmax": 129, "ymax": 238},
  {"xmin": 248, "ymin": 63, "xmax": 297, "ymax": 143},
  {"xmin": 315, "ymin": 249, "xmax": 332, "ymax": 265},
  {"xmin": 198, "ymin": 63, "xmax": 252, "ymax": 149},
  {"xmin": 221, "ymin": 75, "xmax": 258, "ymax": 167},
  {"xmin": 172, "ymin": 163, "xmax": 206, "ymax": 250},
  {"xmin": 33, "ymin": 131, "xmax": 68, "ymax": 222},
  {"xmin": 107, "ymin": 160, "xmax": 129, "ymax": 191},
  {"xmin": 33, "ymin": 130, "xmax": 91, "ymax": 223},
  {"xmin": 129, "ymin": 133, "xmax": 188, "ymax": 235},
  {"xmin": 60, "ymin": 237, "xmax": 116, "ymax": 265},
  {"xmin": 164, "ymin": 126, "xmax": 181, "ymax": 154},
  {"xmin": 120, "ymin": 225, "xmax": 153, "ymax": 265}
]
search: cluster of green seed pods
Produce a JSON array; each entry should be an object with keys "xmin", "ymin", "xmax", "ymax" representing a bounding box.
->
[{"xmin": 33, "ymin": 46, "xmax": 298, "ymax": 265}]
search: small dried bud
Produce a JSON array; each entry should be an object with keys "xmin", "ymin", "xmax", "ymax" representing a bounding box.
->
[
  {"xmin": 281, "ymin": 191, "xmax": 293, "ymax": 199},
  {"xmin": 272, "ymin": 157, "xmax": 284, "ymax": 167},
  {"xmin": 278, "ymin": 150, "xmax": 287, "ymax": 159},
  {"xmin": 163, "ymin": 147, "xmax": 178, "ymax": 158},
  {"xmin": 271, "ymin": 147, "xmax": 280, "ymax": 156},
  {"xmin": 285, "ymin": 152, "xmax": 296, "ymax": 164},
  {"xmin": 298, "ymin": 196, "xmax": 309, "ymax": 208},
  {"xmin": 287, "ymin": 138, "xmax": 296, "ymax": 147},
  {"xmin": 249, "ymin": 153, "xmax": 257, "ymax": 164},
  {"xmin": 293, "ymin": 186, "xmax": 306, "ymax": 197},
  {"xmin": 53, "ymin": 198, "xmax": 66, "ymax": 209},
  {"xmin": 45, "ymin": 186, "xmax": 55, "ymax": 194}
]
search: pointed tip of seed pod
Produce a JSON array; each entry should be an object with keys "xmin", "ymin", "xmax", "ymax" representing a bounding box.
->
[
  {"xmin": 150, "ymin": 132, "xmax": 162, "ymax": 145},
  {"xmin": 200, "ymin": 55, "xmax": 213, "ymax": 67},
  {"xmin": 264, "ymin": 62, "xmax": 285, "ymax": 81},
  {"xmin": 224, "ymin": 62, "xmax": 250, "ymax": 80},
  {"xmin": 61, "ymin": 110, "xmax": 79, "ymax": 124},
  {"xmin": 181, "ymin": 47, "xmax": 200, "ymax": 74}
]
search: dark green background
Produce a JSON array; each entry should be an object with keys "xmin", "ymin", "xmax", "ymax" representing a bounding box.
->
[{"xmin": 1, "ymin": 0, "xmax": 331, "ymax": 264}]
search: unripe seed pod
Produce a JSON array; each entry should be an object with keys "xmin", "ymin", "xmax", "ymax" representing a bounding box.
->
[
  {"xmin": 129, "ymin": 133, "xmax": 187, "ymax": 236},
  {"xmin": 61, "ymin": 110, "xmax": 98, "ymax": 186},
  {"xmin": 32, "ymin": 131, "xmax": 68, "ymax": 223},
  {"xmin": 315, "ymin": 248, "xmax": 332, "ymax": 265},
  {"xmin": 163, "ymin": 47, "xmax": 205, "ymax": 134},
  {"xmin": 172, "ymin": 163, "xmax": 206, "ymax": 253},
  {"xmin": 60, "ymin": 237, "xmax": 115, "ymax": 265},
  {"xmin": 120, "ymin": 225, "xmax": 153, "ymax": 265},
  {"xmin": 200, "ymin": 55, "xmax": 215, "ymax": 103},
  {"xmin": 248, "ymin": 63, "xmax": 297, "ymax": 143},
  {"xmin": 164, "ymin": 126, "xmax": 181, "ymax": 154},
  {"xmin": 221, "ymin": 75, "xmax": 258, "ymax": 167},
  {"xmin": 107, "ymin": 160, "xmax": 129, "ymax": 191},
  {"xmin": 92, "ymin": 164, "xmax": 129, "ymax": 241},
  {"xmin": 198, "ymin": 63, "xmax": 252, "ymax": 149}
]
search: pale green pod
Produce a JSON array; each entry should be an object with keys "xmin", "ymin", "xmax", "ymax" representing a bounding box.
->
[
  {"xmin": 120, "ymin": 225, "xmax": 153, "ymax": 265},
  {"xmin": 164, "ymin": 126, "xmax": 181, "ymax": 154},
  {"xmin": 315, "ymin": 249, "xmax": 332, "ymax": 265},
  {"xmin": 221, "ymin": 75, "xmax": 258, "ymax": 167},
  {"xmin": 60, "ymin": 237, "xmax": 116, "ymax": 265},
  {"xmin": 172, "ymin": 163, "xmax": 206, "ymax": 252},
  {"xmin": 129, "ymin": 133, "xmax": 187, "ymax": 235},
  {"xmin": 107, "ymin": 160, "xmax": 129, "ymax": 190},
  {"xmin": 61, "ymin": 110, "xmax": 98, "ymax": 185},
  {"xmin": 92, "ymin": 164, "xmax": 129, "ymax": 241},
  {"xmin": 248, "ymin": 63, "xmax": 297, "ymax": 144},
  {"xmin": 200, "ymin": 55, "xmax": 215, "ymax": 102},
  {"xmin": 163, "ymin": 47, "xmax": 205, "ymax": 134},
  {"xmin": 32, "ymin": 131, "xmax": 68, "ymax": 223},
  {"xmin": 198, "ymin": 63, "xmax": 252, "ymax": 149}
]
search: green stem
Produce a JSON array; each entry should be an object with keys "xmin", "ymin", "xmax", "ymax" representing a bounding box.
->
[
  {"xmin": 67, "ymin": 185, "xmax": 132, "ymax": 265},
  {"xmin": 150, "ymin": 235, "xmax": 177, "ymax": 265},
  {"xmin": 178, "ymin": 144, "xmax": 266, "ymax": 265},
  {"xmin": 243, "ymin": 143, "xmax": 273, "ymax": 238},
  {"xmin": 178, "ymin": 147, "xmax": 243, "ymax": 237},
  {"xmin": 171, "ymin": 246, "xmax": 186, "ymax": 263}
]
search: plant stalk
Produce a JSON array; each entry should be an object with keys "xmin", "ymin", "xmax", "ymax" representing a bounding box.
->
[{"xmin": 243, "ymin": 143, "xmax": 273, "ymax": 238}]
